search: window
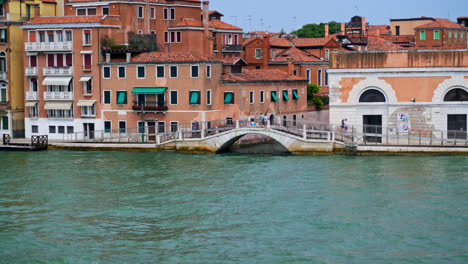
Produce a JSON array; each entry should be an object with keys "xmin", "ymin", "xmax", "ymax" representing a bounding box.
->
[
  {"xmin": 396, "ymin": 26, "xmax": 400, "ymax": 36},
  {"xmin": 81, "ymin": 104, "xmax": 96, "ymax": 117},
  {"xmin": 170, "ymin": 8, "xmax": 175, "ymax": 20},
  {"xmin": 317, "ymin": 69, "xmax": 322, "ymax": 86},
  {"xmin": 88, "ymin": 8, "xmax": 96, "ymax": 15},
  {"xmin": 170, "ymin": 32, "xmax": 175, "ymax": 43},
  {"xmin": 292, "ymin": 89, "xmax": 299, "ymax": 100},
  {"xmin": 255, "ymin": 48, "xmax": 262, "ymax": 59},
  {"xmin": 102, "ymin": 7, "xmax": 109, "ymax": 15},
  {"xmin": 170, "ymin": 122, "xmax": 178, "ymax": 133},
  {"xmin": 191, "ymin": 65, "xmax": 199, "ymax": 78},
  {"xmin": 306, "ymin": 69, "xmax": 311, "ymax": 83},
  {"xmin": 47, "ymin": 31, "xmax": 54, "ymax": 42},
  {"xmin": 293, "ymin": 115, "xmax": 297, "ymax": 126},
  {"xmin": 104, "ymin": 121, "xmax": 112, "ymax": 133},
  {"xmin": 170, "ymin": 90, "xmax": 178, "ymax": 105},
  {"xmin": 170, "ymin": 65, "xmax": 178, "ymax": 78},
  {"xmin": 260, "ymin": 90, "xmax": 265, "ymax": 103},
  {"xmin": 163, "ymin": 8, "xmax": 168, "ymax": 20},
  {"xmin": 324, "ymin": 69, "xmax": 328, "ymax": 86},
  {"xmin": 30, "ymin": 78, "xmax": 37, "ymax": 92},
  {"xmin": 0, "ymin": 83, "xmax": 6, "ymax": 102},
  {"xmin": 226, "ymin": 117, "xmax": 233, "ymax": 125},
  {"xmin": 83, "ymin": 78, "xmax": 92, "ymax": 95},
  {"xmin": 164, "ymin": 32, "xmax": 169, "ymax": 43},
  {"xmin": 420, "ymin": 30, "xmax": 425, "ymax": 40},
  {"xmin": 104, "ymin": 90, "xmax": 111, "ymax": 104},
  {"xmin": 138, "ymin": 6, "xmax": 144, "ymax": 18},
  {"xmin": 30, "ymin": 103, "xmax": 38, "ymax": 118},
  {"xmin": 49, "ymin": 126, "xmax": 56, "ymax": 134},
  {"xmin": 359, "ymin": 89, "xmax": 386, "ymax": 103},
  {"xmin": 189, "ymin": 91, "xmax": 201, "ymax": 105},
  {"xmin": 83, "ymin": 54, "xmax": 91, "ymax": 71},
  {"xmin": 77, "ymin": 8, "xmax": 96, "ymax": 16},
  {"xmin": 32, "ymin": 125, "xmax": 38, "ymax": 133},
  {"xmin": 103, "ymin": 66, "xmax": 111, "ymax": 79},
  {"xmin": 271, "ymin": 91, "xmax": 278, "ymax": 102},
  {"xmin": 206, "ymin": 90, "xmax": 211, "ymax": 105},
  {"xmin": 0, "ymin": 28, "xmax": 7, "ymax": 43},
  {"xmin": 58, "ymin": 126, "xmax": 65, "ymax": 134},
  {"xmin": 454, "ymin": 31, "xmax": 458, "ymax": 40},
  {"xmin": 137, "ymin": 121, "xmax": 145, "ymax": 133},
  {"xmin": 66, "ymin": 31, "xmax": 72, "ymax": 42},
  {"xmin": 158, "ymin": 121, "xmax": 165, "ymax": 133},
  {"xmin": 443, "ymin": 88, "xmax": 468, "ymax": 102},
  {"xmin": 1, "ymin": 116, "xmax": 7, "ymax": 130},
  {"xmin": 448, "ymin": 30, "xmax": 452, "ymax": 40},
  {"xmin": 282, "ymin": 90, "xmax": 289, "ymax": 101},
  {"xmin": 38, "ymin": 32, "xmax": 45, "ymax": 42},
  {"xmin": 57, "ymin": 32, "xmax": 63, "ymax": 42},
  {"xmin": 83, "ymin": 30, "xmax": 91, "ymax": 45},
  {"xmin": 67, "ymin": 126, "xmax": 74, "ymax": 134},
  {"xmin": 224, "ymin": 92, "xmax": 234, "ymax": 104},
  {"xmin": 249, "ymin": 91, "xmax": 254, "ymax": 104},
  {"xmin": 206, "ymin": 65, "xmax": 211, "ymax": 78},
  {"xmin": 118, "ymin": 121, "xmax": 126, "ymax": 133},
  {"xmin": 156, "ymin": 65, "xmax": 165, "ymax": 78},
  {"xmin": 116, "ymin": 91, "xmax": 127, "ymax": 104},
  {"xmin": 118, "ymin": 66, "xmax": 126, "ymax": 78},
  {"xmin": 176, "ymin": 32, "xmax": 181, "ymax": 43},
  {"xmin": 293, "ymin": 69, "xmax": 298, "ymax": 76},
  {"xmin": 66, "ymin": 54, "xmax": 73, "ymax": 66},
  {"xmin": 325, "ymin": 49, "xmax": 329, "ymax": 60},
  {"xmin": 137, "ymin": 66, "xmax": 145, "ymax": 79},
  {"xmin": 0, "ymin": 4, "xmax": 4, "ymax": 17},
  {"xmin": 434, "ymin": 30, "xmax": 440, "ymax": 40},
  {"xmin": 461, "ymin": 31, "xmax": 464, "ymax": 40},
  {"xmin": 150, "ymin": 7, "xmax": 155, "ymax": 19}
]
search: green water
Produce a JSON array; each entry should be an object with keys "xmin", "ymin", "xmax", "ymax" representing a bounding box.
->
[{"xmin": 0, "ymin": 151, "xmax": 467, "ymax": 264}]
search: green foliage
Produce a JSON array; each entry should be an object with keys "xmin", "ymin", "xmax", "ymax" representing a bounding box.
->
[
  {"xmin": 307, "ymin": 84, "xmax": 329, "ymax": 110},
  {"xmin": 101, "ymin": 35, "xmax": 115, "ymax": 48},
  {"xmin": 292, "ymin": 21, "xmax": 342, "ymax": 38},
  {"xmin": 110, "ymin": 44, "xmax": 128, "ymax": 49}
]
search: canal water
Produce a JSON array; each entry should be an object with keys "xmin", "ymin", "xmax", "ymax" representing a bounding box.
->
[{"xmin": 0, "ymin": 151, "xmax": 467, "ymax": 263}]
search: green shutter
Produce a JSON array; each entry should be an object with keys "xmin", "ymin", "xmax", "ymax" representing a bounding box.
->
[
  {"xmin": 117, "ymin": 92, "xmax": 126, "ymax": 104},
  {"xmin": 2, "ymin": 116, "xmax": 8, "ymax": 130},
  {"xmin": 283, "ymin": 91, "xmax": 289, "ymax": 101},
  {"xmin": 420, "ymin": 31, "xmax": 425, "ymax": 40},
  {"xmin": 271, "ymin": 91, "xmax": 278, "ymax": 102},
  {"xmin": 224, "ymin": 93, "xmax": 233, "ymax": 104},
  {"xmin": 132, "ymin": 87, "xmax": 167, "ymax": 94},
  {"xmin": 190, "ymin": 92, "xmax": 199, "ymax": 104},
  {"xmin": 434, "ymin": 31, "xmax": 439, "ymax": 40},
  {"xmin": 293, "ymin": 90, "xmax": 299, "ymax": 100}
]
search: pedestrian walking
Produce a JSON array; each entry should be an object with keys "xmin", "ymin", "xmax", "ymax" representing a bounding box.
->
[{"xmin": 344, "ymin": 119, "xmax": 348, "ymax": 132}]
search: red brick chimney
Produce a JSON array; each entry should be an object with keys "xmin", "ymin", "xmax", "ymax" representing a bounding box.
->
[
  {"xmin": 376, "ymin": 29, "xmax": 380, "ymax": 36},
  {"xmin": 263, "ymin": 35, "xmax": 270, "ymax": 67},
  {"xmin": 362, "ymin": 17, "xmax": 367, "ymax": 33},
  {"xmin": 341, "ymin": 23, "xmax": 345, "ymax": 35},
  {"xmin": 325, "ymin": 24, "xmax": 329, "ymax": 38},
  {"xmin": 202, "ymin": 1, "xmax": 210, "ymax": 56},
  {"xmin": 287, "ymin": 57, "xmax": 294, "ymax": 75}
]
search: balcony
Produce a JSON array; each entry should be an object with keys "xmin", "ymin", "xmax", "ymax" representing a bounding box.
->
[
  {"xmin": 26, "ymin": 91, "xmax": 38, "ymax": 101},
  {"xmin": 0, "ymin": 100, "xmax": 10, "ymax": 109},
  {"xmin": 0, "ymin": 71, "xmax": 7, "ymax": 81},
  {"xmin": 43, "ymin": 91, "xmax": 74, "ymax": 101},
  {"xmin": 132, "ymin": 101, "xmax": 168, "ymax": 112},
  {"xmin": 25, "ymin": 42, "xmax": 73, "ymax": 52},
  {"xmin": 222, "ymin": 45, "xmax": 243, "ymax": 52},
  {"xmin": 43, "ymin": 67, "xmax": 73, "ymax": 76},
  {"xmin": 25, "ymin": 67, "xmax": 38, "ymax": 77}
]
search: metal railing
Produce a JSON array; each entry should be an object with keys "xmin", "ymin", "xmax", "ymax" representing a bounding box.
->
[
  {"xmin": 132, "ymin": 101, "xmax": 168, "ymax": 112},
  {"xmin": 25, "ymin": 42, "xmax": 73, "ymax": 52},
  {"xmin": 0, "ymin": 71, "xmax": 7, "ymax": 81},
  {"xmin": 25, "ymin": 67, "xmax": 37, "ymax": 76},
  {"xmin": 26, "ymin": 91, "xmax": 38, "ymax": 101},
  {"xmin": 43, "ymin": 67, "xmax": 73, "ymax": 76},
  {"xmin": 43, "ymin": 91, "xmax": 74, "ymax": 100}
]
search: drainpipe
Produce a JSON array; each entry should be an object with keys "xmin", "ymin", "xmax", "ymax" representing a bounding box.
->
[{"xmin": 238, "ymin": 84, "xmax": 242, "ymax": 120}]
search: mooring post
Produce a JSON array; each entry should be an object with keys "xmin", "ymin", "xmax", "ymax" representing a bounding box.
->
[
  {"xmin": 156, "ymin": 135, "xmax": 160, "ymax": 145},
  {"xmin": 267, "ymin": 120, "xmax": 270, "ymax": 129},
  {"xmin": 201, "ymin": 121, "xmax": 205, "ymax": 139},
  {"xmin": 303, "ymin": 124, "xmax": 306, "ymax": 140},
  {"xmin": 236, "ymin": 120, "xmax": 239, "ymax": 129}
]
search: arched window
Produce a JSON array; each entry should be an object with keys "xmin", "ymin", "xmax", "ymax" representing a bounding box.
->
[
  {"xmin": 359, "ymin": 89, "xmax": 386, "ymax": 103},
  {"xmin": 0, "ymin": 82, "xmax": 7, "ymax": 102},
  {"xmin": 0, "ymin": 51, "xmax": 5, "ymax": 73},
  {"xmin": 443, "ymin": 88, "xmax": 468, "ymax": 102}
]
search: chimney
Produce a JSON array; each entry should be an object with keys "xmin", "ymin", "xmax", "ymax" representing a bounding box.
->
[
  {"xmin": 341, "ymin": 23, "xmax": 345, "ymax": 35},
  {"xmin": 287, "ymin": 57, "xmax": 294, "ymax": 75},
  {"xmin": 325, "ymin": 24, "xmax": 329, "ymax": 38},
  {"xmin": 202, "ymin": 1, "xmax": 210, "ymax": 56},
  {"xmin": 34, "ymin": 6, "xmax": 41, "ymax": 18},
  {"xmin": 126, "ymin": 53, "xmax": 131, "ymax": 63},
  {"xmin": 105, "ymin": 53, "xmax": 111, "ymax": 63},
  {"xmin": 263, "ymin": 35, "xmax": 270, "ymax": 67},
  {"xmin": 362, "ymin": 17, "xmax": 367, "ymax": 33},
  {"xmin": 376, "ymin": 29, "xmax": 380, "ymax": 36}
]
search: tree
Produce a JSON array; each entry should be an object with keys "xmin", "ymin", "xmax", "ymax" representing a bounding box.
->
[
  {"xmin": 307, "ymin": 83, "xmax": 329, "ymax": 110},
  {"xmin": 292, "ymin": 21, "xmax": 342, "ymax": 38}
]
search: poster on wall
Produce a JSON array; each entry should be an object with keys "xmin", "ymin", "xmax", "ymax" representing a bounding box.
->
[{"xmin": 397, "ymin": 114, "xmax": 411, "ymax": 133}]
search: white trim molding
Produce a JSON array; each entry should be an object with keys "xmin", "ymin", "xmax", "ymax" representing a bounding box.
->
[
  {"xmin": 432, "ymin": 76, "xmax": 468, "ymax": 103},
  {"xmin": 348, "ymin": 77, "xmax": 397, "ymax": 104}
]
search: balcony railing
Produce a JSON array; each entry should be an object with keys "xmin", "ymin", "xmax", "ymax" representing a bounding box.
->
[
  {"xmin": 222, "ymin": 45, "xmax": 243, "ymax": 52},
  {"xmin": 43, "ymin": 91, "xmax": 74, "ymax": 101},
  {"xmin": 26, "ymin": 91, "xmax": 38, "ymax": 101},
  {"xmin": 0, "ymin": 72, "xmax": 7, "ymax": 81},
  {"xmin": 132, "ymin": 101, "xmax": 168, "ymax": 112},
  {"xmin": 0, "ymin": 101, "xmax": 10, "ymax": 108},
  {"xmin": 83, "ymin": 88, "xmax": 93, "ymax": 96},
  {"xmin": 25, "ymin": 67, "xmax": 38, "ymax": 77},
  {"xmin": 43, "ymin": 67, "xmax": 73, "ymax": 76},
  {"xmin": 25, "ymin": 42, "xmax": 73, "ymax": 52}
]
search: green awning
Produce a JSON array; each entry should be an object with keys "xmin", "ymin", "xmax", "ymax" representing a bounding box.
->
[
  {"xmin": 283, "ymin": 91, "xmax": 289, "ymax": 101},
  {"xmin": 117, "ymin": 92, "xmax": 126, "ymax": 104},
  {"xmin": 132, "ymin": 87, "xmax": 167, "ymax": 94},
  {"xmin": 224, "ymin": 93, "xmax": 233, "ymax": 104},
  {"xmin": 190, "ymin": 92, "xmax": 199, "ymax": 104},
  {"xmin": 0, "ymin": 0, "xmax": 5, "ymax": 4},
  {"xmin": 293, "ymin": 90, "xmax": 299, "ymax": 100},
  {"xmin": 271, "ymin": 91, "xmax": 278, "ymax": 102}
]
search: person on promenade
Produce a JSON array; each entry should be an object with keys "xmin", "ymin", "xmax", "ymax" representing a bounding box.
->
[
  {"xmin": 263, "ymin": 114, "xmax": 268, "ymax": 126},
  {"xmin": 344, "ymin": 119, "xmax": 348, "ymax": 132},
  {"xmin": 259, "ymin": 113, "xmax": 263, "ymax": 126}
]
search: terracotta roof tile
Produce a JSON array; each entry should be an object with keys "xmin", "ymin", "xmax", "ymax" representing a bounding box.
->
[
  {"xmin": 221, "ymin": 69, "xmax": 306, "ymax": 82},
  {"xmin": 415, "ymin": 18, "xmax": 464, "ymax": 30},
  {"xmin": 176, "ymin": 18, "xmax": 203, "ymax": 27},
  {"xmin": 24, "ymin": 16, "xmax": 104, "ymax": 25},
  {"xmin": 270, "ymin": 38, "xmax": 293, "ymax": 47},
  {"xmin": 381, "ymin": 35, "xmax": 415, "ymax": 43},
  {"xmin": 208, "ymin": 20, "xmax": 242, "ymax": 31},
  {"xmin": 366, "ymin": 36, "xmax": 401, "ymax": 51},
  {"xmin": 131, "ymin": 51, "xmax": 218, "ymax": 63},
  {"xmin": 368, "ymin": 25, "xmax": 391, "ymax": 36},
  {"xmin": 292, "ymin": 36, "xmax": 334, "ymax": 47},
  {"xmin": 272, "ymin": 47, "xmax": 321, "ymax": 63}
]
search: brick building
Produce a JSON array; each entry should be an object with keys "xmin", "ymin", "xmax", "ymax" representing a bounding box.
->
[{"xmin": 414, "ymin": 18, "xmax": 467, "ymax": 48}]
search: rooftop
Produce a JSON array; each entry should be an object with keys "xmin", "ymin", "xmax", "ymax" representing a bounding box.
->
[
  {"xmin": 221, "ymin": 69, "xmax": 306, "ymax": 83},
  {"xmin": 209, "ymin": 20, "xmax": 242, "ymax": 31},
  {"xmin": 415, "ymin": 18, "xmax": 464, "ymax": 30},
  {"xmin": 272, "ymin": 47, "xmax": 321, "ymax": 63},
  {"xmin": 131, "ymin": 51, "xmax": 219, "ymax": 63}
]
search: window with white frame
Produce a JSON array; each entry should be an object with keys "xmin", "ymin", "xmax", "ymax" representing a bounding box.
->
[
  {"xmin": 206, "ymin": 90, "xmax": 211, "ymax": 105},
  {"xmin": 119, "ymin": 121, "xmax": 126, "ymax": 133},
  {"xmin": 306, "ymin": 69, "xmax": 311, "ymax": 83},
  {"xmin": 191, "ymin": 65, "xmax": 199, "ymax": 78},
  {"xmin": 0, "ymin": 82, "xmax": 7, "ymax": 102},
  {"xmin": 170, "ymin": 65, "xmax": 178, "ymax": 78},
  {"xmin": 83, "ymin": 78, "xmax": 92, "ymax": 95},
  {"xmin": 29, "ymin": 103, "xmax": 38, "ymax": 118},
  {"xmin": 150, "ymin": 7, "xmax": 156, "ymax": 19},
  {"xmin": 104, "ymin": 121, "xmax": 112, "ymax": 133},
  {"xmin": 30, "ymin": 78, "xmax": 37, "ymax": 92},
  {"xmin": 77, "ymin": 8, "xmax": 96, "ymax": 16},
  {"xmin": 103, "ymin": 66, "xmax": 111, "ymax": 79},
  {"xmin": 163, "ymin": 8, "xmax": 168, "ymax": 20},
  {"xmin": 65, "ymin": 31, "xmax": 72, "ymax": 41},
  {"xmin": 83, "ymin": 29, "xmax": 91, "ymax": 45},
  {"xmin": 56, "ymin": 31, "xmax": 63, "ymax": 42},
  {"xmin": 170, "ymin": 121, "xmax": 178, "ymax": 133},
  {"xmin": 170, "ymin": 8, "xmax": 175, "ymax": 20},
  {"xmin": 81, "ymin": 104, "xmax": 96, "ymax": 117},
  {"xmin": 137, "ymin": 66, "xmax": 145, "ymax": 79},
  {"xmin": 138, "ymin": 6, "xmax": 144, "ymax": 18},
  {"xmin": 156, "ymin": 65, "xmax": 165, "ymax": 78},
  {"xmin": 325, "ymin": 49, "xmax": 329, "ymax": 60},
  {"xmin": 104, "ymin": 90, "xmax": 111, "ymax": 104},
  {"xmin": 118, "ymin": 66, "xmax": 126, "ymax": 78},
  {"xmin": 324, "ymin": 69, "xmax": 328, "ymax": 86},
  {"xmin": 102, "ymin": 6, "xmax": 109, "ymax": 15},
  {"xmin": 206, "ymin": 65, "xmax": 211, "ymax": 78},
  {"xmin": 260, "ymin": 90, "xmax": 265, "ymax": 103},
  {"xmin": 255, "ymin": 48, "xmax": 262, "ymax": 59},
  {"xmin": 170, "ymin": 90, "xmax": 178, "ymax": 105},
  {"xmin": 317, "ymin": 69, "xmax": 322, "ymax": 86}
]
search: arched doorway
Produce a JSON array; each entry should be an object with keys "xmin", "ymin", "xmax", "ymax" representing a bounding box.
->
[
  {"xmin": 269, "ymin": 114, "xmax": 275, "ymax": 125},
  {"xmin": 444, "ymin": 88, "xmax": 468, "ymax": 139},
  {"xmin": 359, "ymin": 89, "xmax": 387, "ymax": 143}
]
